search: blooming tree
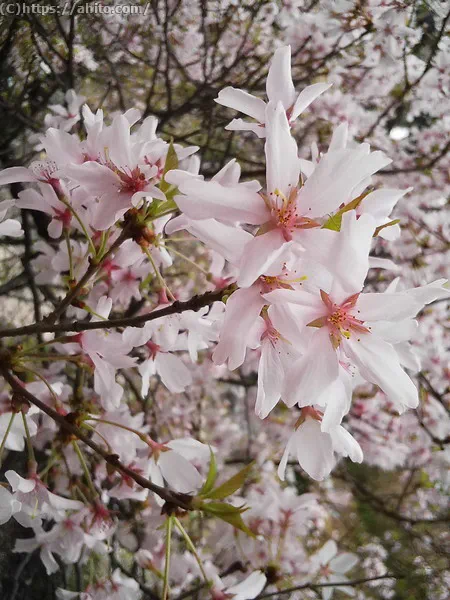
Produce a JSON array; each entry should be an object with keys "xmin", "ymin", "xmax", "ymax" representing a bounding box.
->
[{"xmin": 0, "ymin": 2, "xmax": 449, "ymax": 600}]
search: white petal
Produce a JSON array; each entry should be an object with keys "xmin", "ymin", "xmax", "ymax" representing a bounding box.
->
[
  {"xmin": 284, "ymin": 329, "xmax": 339, "ymax": 407},
  {"xmin": 213, "ymin": 287, "xmax": 265, "ymax": 370},
  {"xmin": 328, "ymin": 122, "xmax": 348, "ymax": 151},
  {"xmin": 356, "ymin": 292, "xmax": 419, "ymax": 322},
  {"xmin": 313, "ymin": 540, "xmax": 338, "ymax": 566},
  {"xmin": 227, "ymin": 571, "xmax": 267, "ymax": 600},
  {"xmin": 46, "ymin": 491, "xmax": 84, "ymax": 511},
  {"xmin": 320, "ymin": 374, "xmax": 352, "ymax": 432},
  {"xmin": 367, "ymin": 319, "xmax": 418, "ymax": 344},
  {"xmin": 5, "ymin": 470, "xmax": 36, "ymax": 493},
  {"xmin": 361, "ymin": 187, "xmax": 412, "ymax": 219},
  {"xmin": 266, "ymin": 46, "xmax": 296, "ymax": 109},
  {"xmin": 290, "ymin": 82, "xmax": 332, "ymax": 121},
  {"xmin": 329, "ymin": 212, "xmax": 375, "ymax": 301},
  {"xmin": 277, "ymin": 436, "xmax": 294, "ymax": 481},
  {"xmin": 295, "ymin": 419, "xmax": 335, "ymax": 481},
  {"xmin": 255, "ymin": 339, "xmax": 284, "ymax": 419},
  {"xmin": 175, "ymin": 179, "xmax": 267, "ymax": 225},
  {"xmin": 404, "ymin": 279, "xmax": 450, "ymax": 306},
  {"xmin": 215, "ymin": 87, "xmax": 266, "ymax": 122},
  {"xmin": 0, "ymin": 487, "xmax": 20, "ymax": 525},
  {"xmin": 180, "ymin": 218, "xmax": 253, "ymax": 266},
  {"xmin": 394, "ymin": 341, "xmax": 421, "ymax": 372},
  {"xmin": 64, "ymin": 162, "xmax": 119, "ymax": 195},
  {"xmin": 225, "ymin": 119, "xmax": 267, "ymax": 138},
  {"xmin": 166, "ymin": 438, "xmax": 211, "ymax": 462},
  {"xmin": 157, "ymin": 450, "xmax": 202, "ymax": 493},
  {"xmin": 329, "ymin": 553, "xmax": 358, "ymax": 574},
  {"xmin": 0, "ymin": 219, "xmax": 23, "ymax": 237},
  {"xmin": 155, "ymin": 352, "xmax": 192, "ymax": 393},
  {"xmin": 343, "ymin": 334, "xmax": 418, "ymax": 412},
  {"xmin": 138, "ymin": 358, "xmax": 156, "ymax": 396},
  {"xmin": 48, "ymin": 219, "xmax": 63, "ymax": 239},
  {"xmin": 368, "ymin": 257, "xmax": 400, "ymax": 272},
  {"xmin": 237, "ymin": 229, "xmax": 289, "ymax": 288},
  {"xmin": 330, "ymin": 427, "xmax": 363, "ymax": 463},
  {"xmin": 265, "ymin": 101, "xmax": 300, "ymax": 197},
  {"xmin": 0, "ymin": 166, "xmax": 37, "ymax": 185},
  {"xmin": 212, "ymin": 159, "xmax": 241, "ymax": 185},
  {"xmin": 300, "ymin": 147, "xmax": 391, "ymax": 218}
]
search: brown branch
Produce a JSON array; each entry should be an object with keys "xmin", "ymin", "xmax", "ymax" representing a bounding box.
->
[
  {"xmin": 0, "ymin": 368, "xmax": 193, "ymax": 512},
  {"xmin": 256, "ymin": 574, "xmax": 400, "ymax": 599},
  {"xmin": 0, "ymin": 285, "xmax": 232, "ymax": 339}
]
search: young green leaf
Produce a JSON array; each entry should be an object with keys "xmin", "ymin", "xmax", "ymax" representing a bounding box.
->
[
  {"xmin": 198, "ymin": 446, "xmax": 218, "ymax": 497},
  {"xmin": 214, "ymin": 510, "xmax": 256, "ymax": 537},
  {"xmin": 160, "ymin": 141, "xmax": 179, "ymax": 194},
  {"xmin": 202, "ymin": 501, "xmax": 248, "ymax": 515},
  {"xmin": 206, "ymin": 461, "xmax": 255, "ymax": 500},
  {"xmin": 200, "ymin": 501, "xmax": 255, "ymax": 537},
  {"xmin": 374, "ymin": 219, "xmax": 400, "ymax": 237},
  {"xmin": 322, "ymin": 192, "xmax": 369, "ymax": 231}
]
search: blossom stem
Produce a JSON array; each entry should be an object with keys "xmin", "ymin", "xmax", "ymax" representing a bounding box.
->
[
  {"xmin": 21, "ymin": 410, "xmax": 36, "ymax": 471},
  {"xmin": 165, "ymin": 244, "xmax": 210, "ymax": 276},
  {"xmin": 81, "ymin": 423, "xmax": 114, "ymax": 453},
  {"xmin": 96, "ymin": 230, "xmax": 110, "ymax": 260},
  {"xmin": 163, "ymin": 515, "xmax": 174, "ymax": 600},
  {"xmin": 72, "ymin": 440, "xmax": 99, "ymax": 500},
  {"xmin": 0, "ymin": 411, "xmax": 16, "ymax": 466},
  {"xmin": 44, "ymin": 227, "xmax": 131, "ymax": 324},
  {"xmin": 17, "ymin": 335, "xmax": 74, "ymax": 354},
  {"xmin": 18, "ymin": 367, "xmax": 62, "ymax": 408},
  {"xmin": 38, "ymin": 452, "xmax": 59, "ymax": 478},
  {"xmin": 143, "ymin": 246, "xmax": 175, "ymax": 301},
  {"xmin": 58, "ymin": 195, "xmax": 97, "ymax": 258},
  {"xmin": 173, "ymin": 517, "xmax": 210, "ymax": 586},
  {"xmin": 84, "ymin": 417, "xmax": 153, "ymax": 449},
  {"xmin": 64, "ymin": 229, "xmax": 75, "ymax": 280},
  {"xmin": 18, "ymin": 354, "xmax": 82, "ymax": 363}
]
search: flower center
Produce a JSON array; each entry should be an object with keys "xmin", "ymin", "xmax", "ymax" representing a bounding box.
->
[
  {"xmin": 117, "ymin": 166, "xmax": 148, "ymax": 194},
  {"xmin": 308, "ymin": 290, "xmax": 370, "ymax": 349},
  {"xmin": 268, "ymin": 188, "xmax": 320, "ymax": 241}
]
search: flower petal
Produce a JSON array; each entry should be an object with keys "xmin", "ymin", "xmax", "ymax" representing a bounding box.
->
[
  {"xmin": 266, "ymin": 46, "xmax": 296, "ymax": 109},
  {"xmin": 290, "ymin": 82, "xmax": 332, "ymax": 121},
  {"xmin": 215, "ymin": 87, "xmax": 266, "ymax": 122},
  {"xmin": 343, "ymin": 333, "xmax": 418, "ymax": 412}
]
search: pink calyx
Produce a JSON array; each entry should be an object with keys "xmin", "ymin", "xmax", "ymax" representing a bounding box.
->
[{"xmin": 145, "ymin": 339, "xmax": 160, "ymax": 359}]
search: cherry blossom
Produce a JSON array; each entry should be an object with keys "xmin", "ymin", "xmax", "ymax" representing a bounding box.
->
[
  {"xmin": 311, "ymin": 540, "xmax": 359, "ymax": 600},
  {"xmin": 215, "ymin": 45, "xmax": 331, "ymax": 137}
]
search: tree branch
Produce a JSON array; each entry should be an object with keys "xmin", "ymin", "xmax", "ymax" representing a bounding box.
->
[
  {"xmin": 0, "ymin": 286, "xmax": 232, "ymax": 339},
  {"xmin": 0, "ymin": 368, "xmax": 194, "ymax": 512}
]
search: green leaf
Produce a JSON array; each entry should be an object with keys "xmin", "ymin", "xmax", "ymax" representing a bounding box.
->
[
  {"xmin": 322, "ymin": 192, "xmax": 369, "ymax": 232},
  {"xmin": 322, "ymin": 212, "xmax": 342, "ymax": 231},
  {"xmin": 206, "ymin": 461, "xmax": 255, "ymax": 500},
  {"xmin": 198, "ymin": 447, "xmax": 218, "ymax": 496},
  {"xmin": 374, "ymin": 219, "xmax": 400, "ymax": 237},
  {"xmin": 160, "ymin": 141, "xmax": 179, "ymax": 194},
  {"xmin": 215, "ymin": 510, "xmax": 255, "ymax": 537},
  {"xmin": 200, "ymin": 501, "xmax": 255, "ymax": 536},
  {"xmin": 149, "ymin": 197, "xmax": 178, "ymax": 218},
  {"xmin": 202, "ymin": 501, "xmax": 248, "ymax": 515}
]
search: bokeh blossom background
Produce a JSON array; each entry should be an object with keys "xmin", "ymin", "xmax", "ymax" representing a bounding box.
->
[{"xmin": 0, "ymin": 2, "xmax": 449, "ymax": 600}]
